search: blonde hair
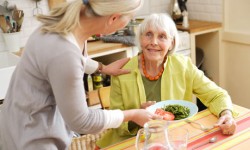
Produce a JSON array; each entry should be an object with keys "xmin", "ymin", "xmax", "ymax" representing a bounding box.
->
[
  {"xmin": 137, "ymin": 13, "xmax": 179, "ymax": 55},
  {"xmin": 37, "ymin": 0, "xmax": 143, "ymax": 35}
]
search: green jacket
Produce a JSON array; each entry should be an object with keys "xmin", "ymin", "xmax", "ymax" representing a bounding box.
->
[{"xmin": 97, "ymin": 54, "xmax": 233, "ymax": 148}]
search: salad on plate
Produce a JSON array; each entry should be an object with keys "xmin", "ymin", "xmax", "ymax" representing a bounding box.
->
[{"xmin": 147, "ymin": 100, "xmax": 198, "ymax": 123}]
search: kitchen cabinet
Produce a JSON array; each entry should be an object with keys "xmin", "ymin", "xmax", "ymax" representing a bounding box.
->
[
  {"xmin": 87, "ymin": 40, "xmax": 134, "ymax": 63},
  {"xmin": 177, "ymin": 20, "xmax": 222, "ymax": 85}
]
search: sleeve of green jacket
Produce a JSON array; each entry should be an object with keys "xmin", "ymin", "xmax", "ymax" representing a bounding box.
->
[{"xmin": 188, "ymin": 58, "xmax": 236, "ymax": 117}]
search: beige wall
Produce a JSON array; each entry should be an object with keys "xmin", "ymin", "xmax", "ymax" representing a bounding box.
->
[
  {"xmin": 222, "ymin": 42, "xmax": 250, "ymax": 108},
  {"xmin": 222, "ymin": 0, "xmax": 250, "ymax": 108}
]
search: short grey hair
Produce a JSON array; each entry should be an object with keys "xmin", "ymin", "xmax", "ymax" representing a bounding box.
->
[{"xmin": 136, "ymin": 13, "xmax": 179, "ymax": 55}]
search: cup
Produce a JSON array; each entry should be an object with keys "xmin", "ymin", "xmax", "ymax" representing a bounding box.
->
[
  {"xmin": 168, "ymin": 128, "xmax": 188, "ymax": 150},
  {"xmin": 2, "ymin": 32, "xmax": 21, "ymax": 52}
]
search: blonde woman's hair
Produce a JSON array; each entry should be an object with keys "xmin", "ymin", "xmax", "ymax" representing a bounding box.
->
[
  {"xmin": 136, "ymin": 13, "xmax": 179, "ymax": 55},
  {"xmin": 37, "ymin": 0, "xmax": 143, "ymax": 35}
]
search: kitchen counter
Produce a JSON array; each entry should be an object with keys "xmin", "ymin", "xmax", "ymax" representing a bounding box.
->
[
  {"xmin": 14, "ymin": 40, "xmax": 134, "ymax": 58},
  {"xmin": 176, "ymin": 20, "xmax": 222, "ymax": 33},
  {"xmin": 87, "ymin": 40, "xmax": 130, "ymax": 56}
]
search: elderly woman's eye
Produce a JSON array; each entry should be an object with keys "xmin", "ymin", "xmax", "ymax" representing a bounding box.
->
[
  {"xmin": 145, "ymin": 32, "xmax": 153, "ymax": 37},
  {"xmin": 159, "ymin": 34, "xmax": 167, "ymax": 40}
]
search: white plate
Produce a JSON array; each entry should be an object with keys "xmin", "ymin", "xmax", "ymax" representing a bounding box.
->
[{"xmin": 146, "ymin": 100, "xmax": 198, "ymax": 123}]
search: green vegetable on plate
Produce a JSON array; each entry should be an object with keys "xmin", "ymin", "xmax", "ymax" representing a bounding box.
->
[{"xmin": 162, "ymin": 104, "xmax": 190, "ymax": 120}]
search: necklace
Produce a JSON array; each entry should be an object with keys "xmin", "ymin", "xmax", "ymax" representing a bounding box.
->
[{"xmin": 141, "ymin": 54, "xmax": 166, "ymax": 81}]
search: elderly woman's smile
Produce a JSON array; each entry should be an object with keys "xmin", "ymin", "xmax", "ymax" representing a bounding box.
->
[{"xmin": 147, "ymin": 48, "xmax": 161, "ymax": 52}]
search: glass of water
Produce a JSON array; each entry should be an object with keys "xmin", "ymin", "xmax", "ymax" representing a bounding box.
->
[{"xmin": 168, "ymin": 128, "xmax": 189, "ymax": 150}]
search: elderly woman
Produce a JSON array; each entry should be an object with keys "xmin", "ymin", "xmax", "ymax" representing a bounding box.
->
[{"xmin": 97, "ymin": 13, "xmax": 237, "ymax": 148}]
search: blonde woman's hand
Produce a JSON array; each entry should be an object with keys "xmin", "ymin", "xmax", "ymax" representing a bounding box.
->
[
  {"xmin": 140, "ymin": 101, "xmax": 156, "ymax": 109},
  {"xmin": 101, "ymin": 58, "xmax": 130, "ymax": 76},
  {"xmin": 123, "ymin": 109, "xmax": 162, "ymax": 127},
  {"xmin": 214, "ymin": 110, "xmax": 237, "ymax": 135}
]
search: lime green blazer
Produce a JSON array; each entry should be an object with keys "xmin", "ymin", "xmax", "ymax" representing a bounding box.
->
[{"xmin": 97, "ymin": 54, "xmax": 233, "ymax": 148}]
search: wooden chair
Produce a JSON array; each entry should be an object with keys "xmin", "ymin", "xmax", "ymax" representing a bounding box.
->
[
  {"xmin": 87, "ymin": 90, "xmax": 100, "ymax": 106},
  {"xmin": 98, "ymin": 86, "xmax": 111, "ymax": 109}
]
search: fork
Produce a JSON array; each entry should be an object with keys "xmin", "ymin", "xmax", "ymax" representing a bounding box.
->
[{"xmin": 186, "ymin": 119, "xmax": 214, "ymax": 131}]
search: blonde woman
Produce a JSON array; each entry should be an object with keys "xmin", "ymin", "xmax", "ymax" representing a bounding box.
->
[{"xmin": 0, "ymin": 0, "xmax": 161, "ymax": 149}]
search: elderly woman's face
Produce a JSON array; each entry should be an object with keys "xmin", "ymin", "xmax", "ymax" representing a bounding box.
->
[{"xmin": 140, "ymin": 27, "xmax": 173, "ymax": 62}]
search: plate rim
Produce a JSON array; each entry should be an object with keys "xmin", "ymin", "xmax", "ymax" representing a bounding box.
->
[{"xmin": 146, "ymin": 100, "xmax": 198, "ymax": 122}]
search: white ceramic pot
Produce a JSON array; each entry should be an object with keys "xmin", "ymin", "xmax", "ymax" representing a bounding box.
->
[{"xmin": 2, "ymin": 32, "xmax": 21, "ymax": 52}]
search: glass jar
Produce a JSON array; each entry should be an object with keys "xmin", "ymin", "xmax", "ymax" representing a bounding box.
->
[{"xmin": 93, "ymin": 73, "xmax": 103, "ymax": 90}]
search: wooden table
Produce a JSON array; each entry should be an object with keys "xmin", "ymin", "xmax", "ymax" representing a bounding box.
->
[{"xmin": 103, "ymin": 104, "xmax": 250, "ymax": 150}]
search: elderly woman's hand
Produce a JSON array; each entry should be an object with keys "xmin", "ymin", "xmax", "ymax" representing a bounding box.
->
[
  {"xmin": 214, "ymin": 110, "xmax": 237, "ymax": 135},
  {"xmin": 101, "ymin": 58, "xmax": 131, "ymax": 76},
  {"xmin": 140, "ymin": 101, "xmax": 156, "ymax": 109}
]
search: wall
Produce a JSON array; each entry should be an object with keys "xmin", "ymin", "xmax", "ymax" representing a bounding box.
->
[
  {"xmin": 187, "ymin": 0, "xmax": 223, "ymax": 22},
  {"xmin": 135, "ymin": 0, "xmax": 172, "ymax": 17},
  {"xmin": 222, "ymin": 0, "xmax": 250, "ymax": 108},
  {"xmin": 136, "ymin": 0, "xmax": 223, "ymax": 22}
]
